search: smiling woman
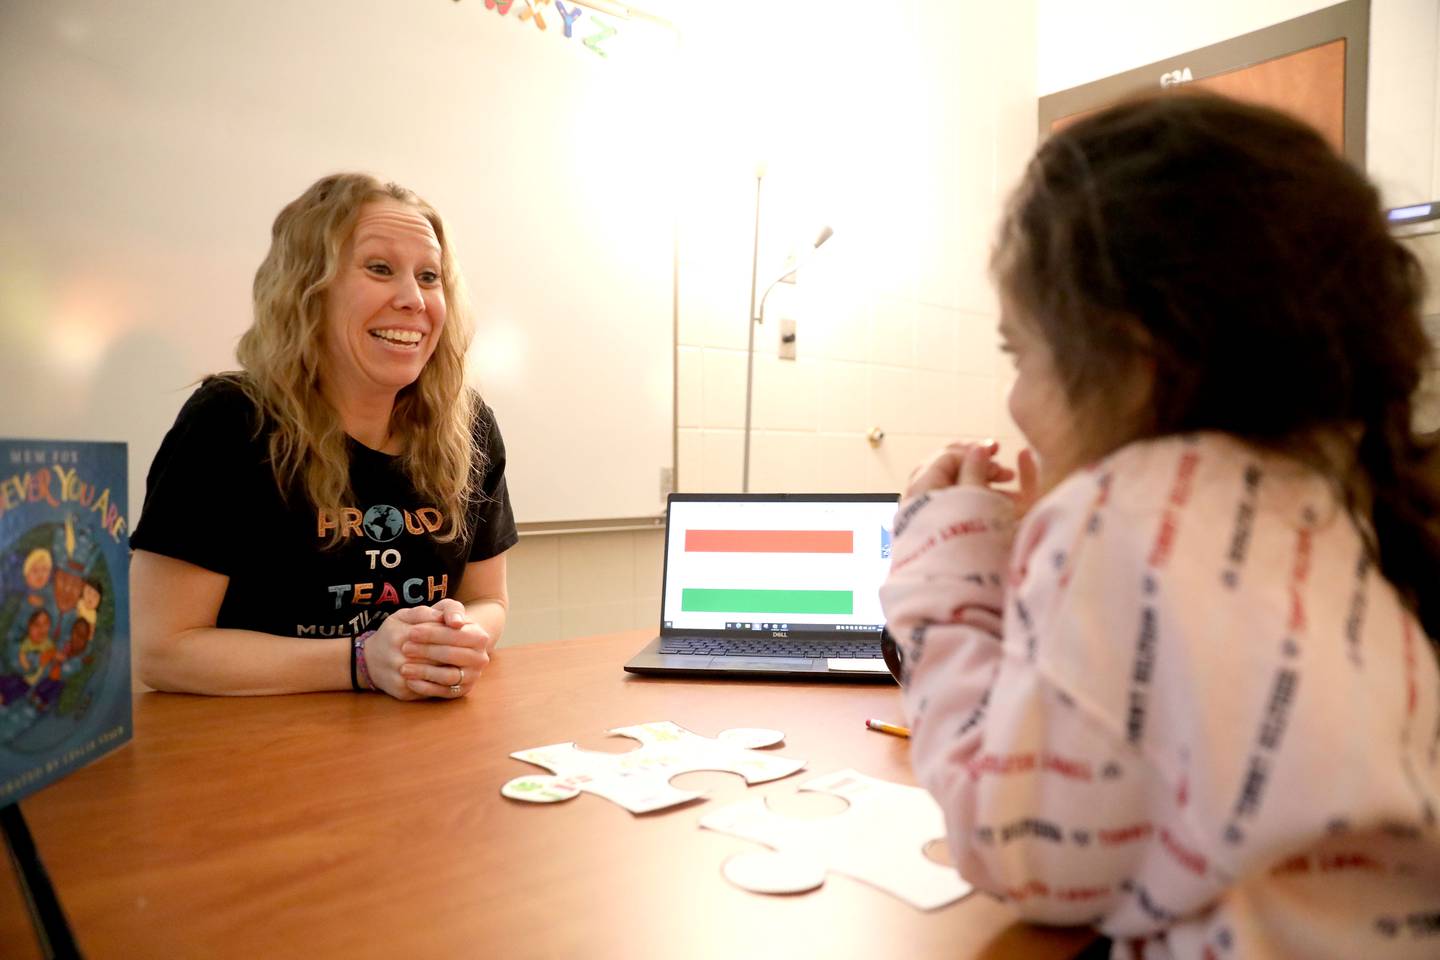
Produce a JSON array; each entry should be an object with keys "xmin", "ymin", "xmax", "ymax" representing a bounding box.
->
[
  {"xmin": 323, "ymin": 200, "xmax": 448, "ymax": 414},
  {"xmin": 127, "ymin": 173, "xmax": 518, "ymax": 701}
]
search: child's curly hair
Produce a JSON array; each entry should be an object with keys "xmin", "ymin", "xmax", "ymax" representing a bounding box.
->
[{"xmin": 993, "ymin": 90, "xmax": 1439, "ymax": 642}]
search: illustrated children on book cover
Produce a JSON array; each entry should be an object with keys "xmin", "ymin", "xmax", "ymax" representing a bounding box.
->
[{"xmin": 0, "ymin": 440, "xmax": 132, "ymax": 805}]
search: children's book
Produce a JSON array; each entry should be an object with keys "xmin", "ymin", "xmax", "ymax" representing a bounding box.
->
[{"xmin": 0, "ymin": 440, "xmax": 131, "ymax": 805}]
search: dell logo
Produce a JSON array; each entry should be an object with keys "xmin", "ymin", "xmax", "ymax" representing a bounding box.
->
[{"xmin": 771, "ymin": 631, "xmax": 788, "ymax": 638}]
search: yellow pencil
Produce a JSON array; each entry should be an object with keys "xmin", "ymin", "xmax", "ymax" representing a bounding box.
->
[{"xmin": 865, "ymin": 718, "xmax": 911, "ymax": 738}]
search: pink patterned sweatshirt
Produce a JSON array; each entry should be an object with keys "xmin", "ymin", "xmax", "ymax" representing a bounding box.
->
[{"xmin": 880, "ymin": 433, "xmax": 1440, "ymax": 959}]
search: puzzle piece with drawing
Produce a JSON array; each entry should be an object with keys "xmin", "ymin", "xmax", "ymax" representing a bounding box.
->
[
  {"xmin": 501, "ymin": 720, "xmax": 805, "ymax": 814},
  {"xmin": 699, "ymin": 768, "xmax": 972, "ymax": 911}
]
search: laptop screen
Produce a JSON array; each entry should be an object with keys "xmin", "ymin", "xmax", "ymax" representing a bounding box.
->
[{"xmin": 660, "ymin": 494, "xmax": 899, "ymax": 637}]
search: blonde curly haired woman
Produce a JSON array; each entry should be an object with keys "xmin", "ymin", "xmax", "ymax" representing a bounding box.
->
[{"xmin": 131, "ymin": 174, "xmax": 516, "ymax": 700}]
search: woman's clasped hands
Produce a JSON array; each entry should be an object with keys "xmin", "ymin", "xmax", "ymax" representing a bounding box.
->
[{"xmin": 363, "ymin": 598, "xmax": 492, "ymax": 701}]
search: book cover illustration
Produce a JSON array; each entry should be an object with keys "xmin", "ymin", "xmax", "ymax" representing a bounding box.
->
[{"xmin": 0, "ymin": 440, "xmax": 132, "ymax": 805}]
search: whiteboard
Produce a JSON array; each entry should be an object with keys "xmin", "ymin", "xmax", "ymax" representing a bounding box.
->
[{"xmin": 0, "ymin": 0, "xmax": 677, "ymax": 525}]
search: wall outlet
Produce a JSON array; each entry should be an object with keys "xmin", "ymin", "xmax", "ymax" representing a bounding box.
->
[{"xmin": 778, "ymin": 317, "xmax": 796, "ymax": 360}]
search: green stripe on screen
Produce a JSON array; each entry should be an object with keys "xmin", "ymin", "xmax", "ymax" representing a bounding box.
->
[{"xmin": 680, "ymin": 588, "xmax": 853, "ymax": 615}]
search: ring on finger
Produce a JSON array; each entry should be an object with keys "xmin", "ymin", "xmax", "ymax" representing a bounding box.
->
[
  {"xmin": 448, "ymin": 683, "xmax": 462, "ymax": 696},
  {"xmin": 457, "ymin": 666, "xmax": 465, "ymax": 686}
]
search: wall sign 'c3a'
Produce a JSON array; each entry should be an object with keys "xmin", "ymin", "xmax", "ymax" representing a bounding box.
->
[{"xmin": 1160, "ymin": 67, "xmax": 1195, "ymax": 88}]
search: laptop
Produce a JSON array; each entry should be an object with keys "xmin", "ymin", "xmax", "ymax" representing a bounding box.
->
[{"xmin": 624, "ymin": 492, "xmax": 900, "ymax": 682}]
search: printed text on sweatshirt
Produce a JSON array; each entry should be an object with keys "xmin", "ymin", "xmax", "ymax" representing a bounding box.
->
[{"xmin": 879, "ymin": 433, "xmax": 1440, "ymax": 960}]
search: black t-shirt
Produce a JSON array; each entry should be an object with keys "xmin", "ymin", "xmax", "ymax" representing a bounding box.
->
[{"xmin": 130, "ymin": 377, "xmax": 518, "ymax": 639}]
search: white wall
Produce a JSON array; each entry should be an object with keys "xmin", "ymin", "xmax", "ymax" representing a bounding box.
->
[
  {"xmin": 0, "ymin": 1, "xmax": 680, "ymax": 526},
  {"xmin": 500, "ymin": 0, "xmax": 1039, "ymax": 646},
  {"xmin": 507, "ymin": 0, "xmax": 1440, "ymax": 648},
  {"xmin": 672, "ymin": 0, "xmax": 1035, "ymax": 497},
  {"xmin": 1037, "ymin": 0, "xmax": 1440, "ymax": 206}
]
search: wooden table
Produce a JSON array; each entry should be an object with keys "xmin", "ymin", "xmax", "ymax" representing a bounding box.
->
[{"xmin": 1, "ymin": 631, "xmax": 1093, "ymax": 959}]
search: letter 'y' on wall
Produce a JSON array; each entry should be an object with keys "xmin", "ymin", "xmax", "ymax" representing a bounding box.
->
[{"xmin": 554, "ymin": 0, "xmax": 582, "ymax": 37}]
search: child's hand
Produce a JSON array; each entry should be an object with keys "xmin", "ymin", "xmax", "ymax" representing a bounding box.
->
[
  {"xmin": 906, "ymin": 442, "xmax": 1042, "ymax": 513},
  {"xmin": 1011, "ymin": 447, "xmax": 1041, "ymax": 514},
  {"xmin": 906, "ymin": 441, "xmax": 1014, "ymax": 497}
]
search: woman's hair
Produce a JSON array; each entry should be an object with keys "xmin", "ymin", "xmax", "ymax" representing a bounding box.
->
[
  {"xmin": 232, "ymin": 172, "xmax": 481, "ymax": 544},
  {"xmin": 992, "ymin": 91, "xmax": 1440, "ymax": 641}
]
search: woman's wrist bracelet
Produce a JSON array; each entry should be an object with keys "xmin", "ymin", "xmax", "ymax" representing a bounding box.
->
[
  {"xmin": 354, "ymin": 631, "xmax": 377, "ymax": 692},
  {"xmin": 349, "ymin": 632, "xmax": 361, "ymax": 691}
]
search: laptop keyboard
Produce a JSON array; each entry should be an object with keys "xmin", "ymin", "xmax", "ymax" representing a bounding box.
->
[{"xmin": 659, "ymin": 637, "xmax": 883, "ymax": 659}]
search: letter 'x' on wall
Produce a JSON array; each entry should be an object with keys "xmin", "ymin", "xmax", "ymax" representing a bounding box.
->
[{"xmin": 517, "ymin": 0, "xmax": 547, "ymax": 30}]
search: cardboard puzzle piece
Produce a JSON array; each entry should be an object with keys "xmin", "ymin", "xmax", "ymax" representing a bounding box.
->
[
  {"xmin": 501, "ymin": 721, "xmax": 805, "ymax": 814},
  {"xmin": 699, "ymin": 768, "xmax": 972, "ymax": 911}
]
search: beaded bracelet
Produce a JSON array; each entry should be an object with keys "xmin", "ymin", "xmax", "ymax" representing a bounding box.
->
[
  {"xmin": 352, "ymin": 630, "xmax": 378, "ymax": 692},
  {"xmin": 349, "ymin": 633, "xmax": 360, "ymax": 691}
]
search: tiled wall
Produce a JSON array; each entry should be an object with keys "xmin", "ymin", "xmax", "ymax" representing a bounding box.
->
[
  {"xmin": 497, "ymin": 0, "xmax": 1440, "ymax": 650},
  {"xmin": 501, "ymin": 529, "xmax": 665, "ymax": 648},
  {"xmin": 671, "ymin": 3, "xmax": 1036, "ymax": 498},
  {"xmin": 499, "ymin": 2, "xmax": 1038, "ymax": 649}
]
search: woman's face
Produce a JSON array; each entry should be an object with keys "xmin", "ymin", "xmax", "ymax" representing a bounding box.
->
[{"xmin": 321, "ymin": 199, "xmax": 447, "ymax": 399}]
